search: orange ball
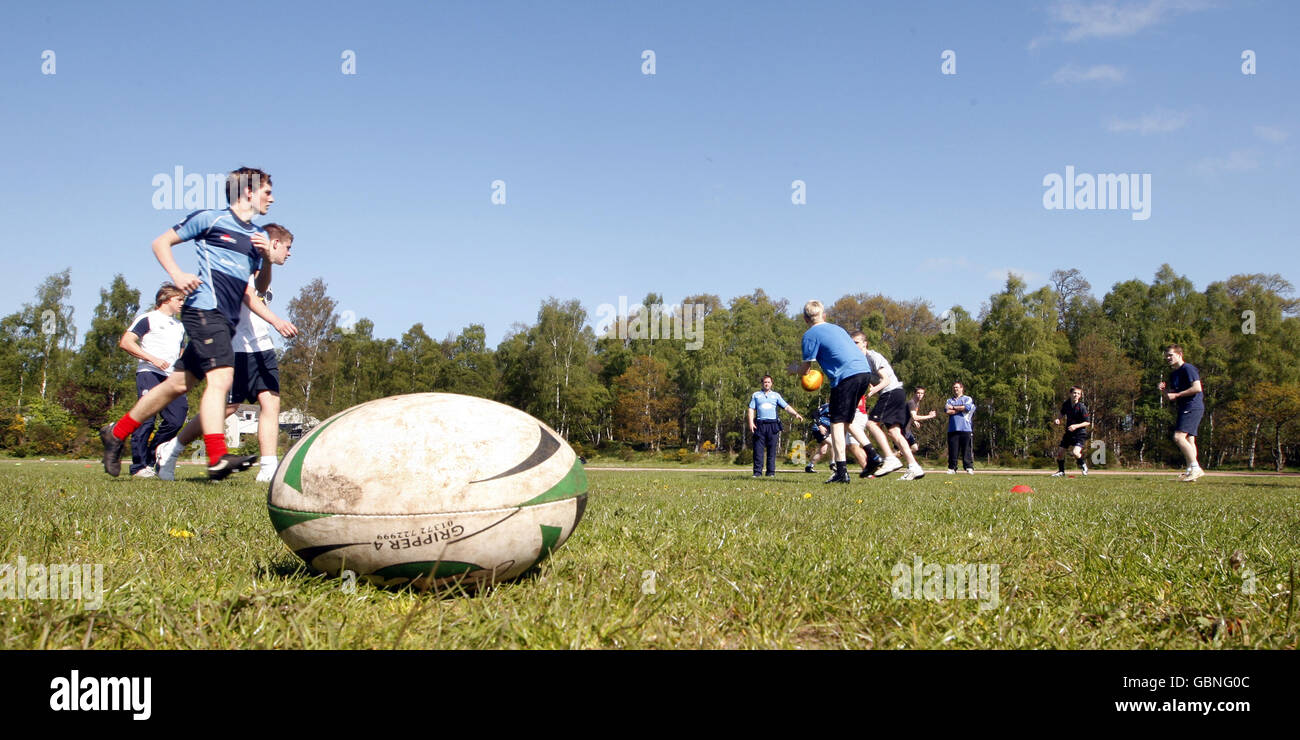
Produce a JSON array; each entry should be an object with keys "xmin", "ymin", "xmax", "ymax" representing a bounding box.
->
[{"xmin": 801, "ymin": 368, "xmax": 824, "ymax": 391}]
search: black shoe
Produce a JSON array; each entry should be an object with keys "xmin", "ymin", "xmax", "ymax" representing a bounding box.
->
[
  {"xmin": 860, "ymin": 458, "xmax": 882, "ymax": 478},
  {"xmin": 804, "ymin": 463, "xmax": 815, "ymax": 473},
  {"xmin": 100, "ymin": 424, "xmax": 125, "ymax": 477},
  {"xmin": 208, "ymin": 454, "xmax": 258, "ymax": 481},
  {"xmin": 824, "ymin": 470, "xmax": 850, "ymax": 484}
]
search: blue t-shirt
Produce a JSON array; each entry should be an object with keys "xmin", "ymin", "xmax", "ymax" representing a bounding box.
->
[
  {"xmin": 801, "ymin": 323, "xmax": 870, "ymax": 387},
  {"xmin": 173, "ymin": 208, "xmax": 265, "ymax": 327},
  {"xmin": 946, "ymin": 395, "xmax": 976, "ymax": 433},
  {"xmin": 1168, "ymin": 363, "xmax": 1204, "ymax": 411},
  {"xmin": 748, "ymin": 390, "xmax": 789, "ymax": 421},
  {"xmin": 813, "ymin": 403, "xmax": 831, "ymax": 429}
]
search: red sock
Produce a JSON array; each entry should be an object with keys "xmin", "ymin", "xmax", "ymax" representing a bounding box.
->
[
  {"xmin": 113, "ymin": 414, "xmax": 141, "ymax": 440},
  {"xmin": 204, "ymin": 434, "xmax": 228, "ymax": 466}
]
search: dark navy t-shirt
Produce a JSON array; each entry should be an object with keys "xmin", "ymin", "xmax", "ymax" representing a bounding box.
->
[{"xmin": 1168, "ymin": 363, "xmax": 1204, "ymax": 411}]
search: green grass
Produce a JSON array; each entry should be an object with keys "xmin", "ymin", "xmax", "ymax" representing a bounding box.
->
[{"xmin": 1, "ymin": 461, "xmax": 1297, "ymax": 649}]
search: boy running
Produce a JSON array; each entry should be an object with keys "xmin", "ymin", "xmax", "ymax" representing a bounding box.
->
[
  {"xmin": 1050, "ymin": 386, "xmax": 1090, "ymax": 477},
  {"xmin": 155, "ymin": 224, "xmax": 297, "ymax": 482},
  {"xmin": 101, "ymin": 167, "xmax": 279, "ymax": 480}
]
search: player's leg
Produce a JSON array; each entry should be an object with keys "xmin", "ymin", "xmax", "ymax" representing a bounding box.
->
[
  {"xmin": 149, "ymin": 390, "xmax": 188, "ymax": 469},
  {"xmin": 101, "ymin": 370, "xmax": 189, "ymax": 476},
  {"xmin": 848, "ymin": 440, "xmax": 867, "ymax": 468},
  {"xmin": 256, "ymin": 391, "xmax": 280, "ymax": 457},
  {"xmin": 960, "ymin": 432, "xmax": 974, "ymax": 472},
  {"xmin": 1052, "ymin": 443, "xmax": 1066, "ymax": 476},
  {"xmin": 891, "ymin": 425, "xmax": 925, "ymax": 479},
  {"xmin": 128, "ymin": 372, "xmax": 160, "ymax": 476},
  {"xmin": 751, "ymin": 426, "xmax": 764, "ymax": 477},
  {"xmin": 765, "ymin": 428, "xmax": 779, "ymax": 476},
  {"xmin": 1071, "ymin": 443, "xmax": 1088, "ymax": 475}
]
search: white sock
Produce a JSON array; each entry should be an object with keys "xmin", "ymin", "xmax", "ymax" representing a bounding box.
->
[{"xmin": 260, "ymin": 455, "xmax": 278, "ymax": 469}]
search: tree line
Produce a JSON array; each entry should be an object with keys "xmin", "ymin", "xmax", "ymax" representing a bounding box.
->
[{"xmin": 2, "ymin": 266, "xmax": 1298, "ymax": 470}]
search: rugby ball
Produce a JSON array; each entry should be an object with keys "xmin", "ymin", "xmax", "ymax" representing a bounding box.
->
[
  {"xmin": 267, "ymin": 393, "xmax": 588, "ymax": 590},
  {"xmin": 801, "ymin": 368, "xmax": 824, "ymax": 392}
]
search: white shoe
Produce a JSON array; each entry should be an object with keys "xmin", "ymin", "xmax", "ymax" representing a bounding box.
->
[
  {"xmin": 1050, "ymin": 471, "xmax": 1065, "ymax": 478},
  {"xmin": 256, "ymin": 467, "xmax": 275, "ymax": 483},
  {"xmin": 133, "ymin": 467, "xmax": 156, "ymax": 478},
  {"xmin": 899, "ymin": 464, "xmax": 925, "ymax": 481},
  {"xmin": 156, "ymin": 438, "xmax": 181, "ymax": 481},
  {"xmin": 1081, "ymin": 464, "xmax": 1088, "ymax": 476},
  {"xmin": 875, "ymin": 457, "xmax": 903, "ymax": 477},
  {"xmin": 1184, "ymin": 466, "xmax": 1204, "ymax": 482},
  {"xmin": 965, "ymin": 468, "xmax": 974, "ymax": 475}
]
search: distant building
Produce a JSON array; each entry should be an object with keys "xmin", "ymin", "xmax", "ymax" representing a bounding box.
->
[{"xmin": 224, "ymin": 406, "xmax": 321, "ymax": 446}]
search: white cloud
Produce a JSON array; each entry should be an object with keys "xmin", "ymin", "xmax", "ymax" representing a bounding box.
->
[
  {"xmin": 1051, "ymin": 64, "xmax": 1126, "ymax": 84},
  {"xmin": 1253, "ymin": 125, "xmax": 1289, "ymax": 143},
  {"xmin": 1106, "ymin": 109, "xmax": 1189, "ymax": 135},
  {"xmin": 1192, "ymin": 150, "xmax": 1259, "ymax": 175},
  {"xmin": 1034, "ymin": 0, "xmax": 1211, "ymax": 47}
]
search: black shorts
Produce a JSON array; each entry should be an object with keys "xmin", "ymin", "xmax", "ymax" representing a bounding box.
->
[
  {"xmin": 229, "ymin": 350, "xmax": 280, "ymax": 404},
  {"xmin": 173, "ymin": 308, "xmax": 235, "ymax": 378},
  {"xmin": 904, "ymin": 429, "xmax": 917, "ymax": 446},
  {"xmin": 1060, "ymin": 432, "xmax": 1088, "ymax": 450},
  {"xmin": 829, "ymin": 372, "xmax": 871, "ymax": 424},
  {"xmin": 868, "ymin": 387, "xmax": 910, "ymax": 428},
  {"xmin": 812, "ymin": 426, "xmax": 830, "ymax": 443}
]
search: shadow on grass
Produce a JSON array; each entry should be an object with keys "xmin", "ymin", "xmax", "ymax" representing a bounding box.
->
[{"xmin": 252, "ymin": 555, "xmax": 548, "ymax": 600}]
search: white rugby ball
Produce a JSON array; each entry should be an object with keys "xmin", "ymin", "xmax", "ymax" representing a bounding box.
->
[{"xmin": 267, "ymin": 393, "xmax": 588, "ymax": 590}]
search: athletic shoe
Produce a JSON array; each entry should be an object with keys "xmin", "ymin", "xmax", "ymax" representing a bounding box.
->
[
  {"xmin": 1049, "ymin": 471, "xmax": 1065, "ymax": 478},
  {"xmin": 133, "ymin": 467, "xmax": 156, "ymax": 479},
  {"xmin": 804, "ymin": 462, "xmax": 816, "ymax": 473},
  {"xmin": 1185, "ymin": 466, "xmax": 1205, "ymax": 483},
  {"xmin": 208, "ymin": 454, "xmax": 258, "ymax": 481},
  {"xmin": 156, "ymin": 438, "xmax": 181, "ymax": 481},
  {"xmin": 946, "ymin": 469, "xmax": 955, "ymax": 474},
  {"xmin": 899, "ymin": 465, "xmax": 925, "ymax": 481},
  {"xmin": 100, "ymin": 424, "xmax": 124, "ymax": 477},
  {"xmin": 1081, "ymin": 464, "xmax": 1088, "ymax": 476},
  {"xmin": 1176, "ymin": 468, "xmax": 1191, "ymax": 481},
  {"xmin": 752, "ymin": 473, "xmax": 762, "ymax": 478},
  {"xmin": 874, "ymin": 457, "xmax": 903, "ymax": 477},
  {"xmin": 824, "ymin": 470, "xmax": 850, "ymax": 484},
  {"xmin": 256, "ymin": 467, "xmax": 276, "ymax": 483},
  {"xmin": 965, "ymin": 468, "xmax": 975, "ymax": 475}
]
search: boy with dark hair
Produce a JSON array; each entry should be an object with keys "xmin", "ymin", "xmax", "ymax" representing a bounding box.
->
[
  {"xmin": 1050, "ymin": 386, "xmax": 1090, "ymax": 477},
  {"xmin": 1158, "ymin": 344, "xmax": 1205, "ymax": 482},
  {"xmin": 101, "ymin": 166, "xmax": 285, "ymax": 480}
]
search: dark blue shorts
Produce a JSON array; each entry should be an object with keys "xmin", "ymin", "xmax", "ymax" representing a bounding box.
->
[
  {"xmin": 228, "ymin": 350, "xmax": 280, "ymax": 405},
  {"xmin": 1174, "ymin": 406, "xmax": 1204, "ymax": 436}
]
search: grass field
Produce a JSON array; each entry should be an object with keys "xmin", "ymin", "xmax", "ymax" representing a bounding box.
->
[{"xmin": 1, "ymin": 461, "xmax": 1297, "ymax": 649}]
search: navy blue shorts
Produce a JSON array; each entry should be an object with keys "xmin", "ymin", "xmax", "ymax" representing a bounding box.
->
[
  {"xmin": 1060, "ymin": 432, "xmax": 1088, "ymax": 449},
  {"xmin": 228, "ymin": 350, "xmax": 280, "ymax": 405},
  {"xmin": 1174, "ymin": 406, "xmax": 1204, "ymax": 436}
]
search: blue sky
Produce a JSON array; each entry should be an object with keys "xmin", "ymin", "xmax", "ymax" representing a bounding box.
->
[{"xmin": 2, "ymin": 0, "xmax": 1295, "ymax": 347}]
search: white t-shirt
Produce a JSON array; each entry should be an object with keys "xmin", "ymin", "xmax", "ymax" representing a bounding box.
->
[
  {"xmin": 233, "ymin": 298, "xmax": 275, "ymax": 354},
  {"xmin": 864, "ymin": 349, "xmax": 903, "ymax": 393},
  {"xmin": 128, "ymin": 309, "xmax": 184, "ymax": 374}
]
